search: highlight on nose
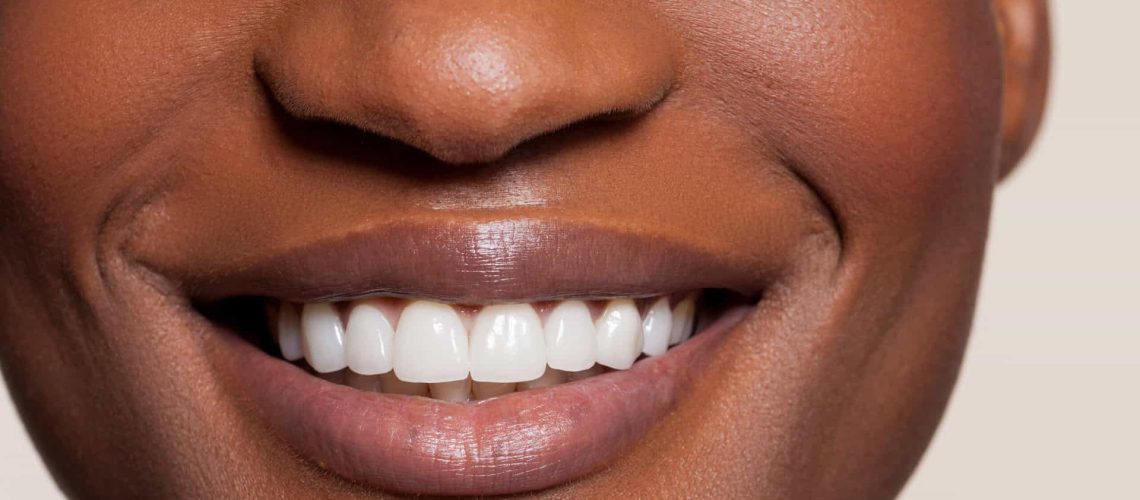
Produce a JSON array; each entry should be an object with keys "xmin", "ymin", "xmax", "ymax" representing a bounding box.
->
[{"xmin": 256, "ymin": 2, "xmax": 677, "ymax": 164}]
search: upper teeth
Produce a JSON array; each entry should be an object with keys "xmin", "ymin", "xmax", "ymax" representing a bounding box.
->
[{"xmin": 275, "ymin": 294, "xmax": 698, "ymax": 395}]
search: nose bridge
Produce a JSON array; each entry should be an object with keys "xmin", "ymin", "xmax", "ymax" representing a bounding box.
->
[{"xmin": 258, "ymin": 1, "xmax": 676, "ymax": 164}]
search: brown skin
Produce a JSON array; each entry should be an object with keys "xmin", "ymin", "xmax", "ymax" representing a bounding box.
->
[{"xmin": 0, "ymin": 1, "xmax": 1049, "ymax": 499}]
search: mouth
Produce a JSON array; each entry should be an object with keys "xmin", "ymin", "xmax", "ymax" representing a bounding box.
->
[
  {"xmin": 206, "ymin": 291, "xmax": 756, "ymax": 496},
  {"xmin": 215, "ymin": 289, "xmax": 747, "ymax": 401},
  {"xmin": 154, "ymin": 218, "xmax": 776, "ymax": 496}
]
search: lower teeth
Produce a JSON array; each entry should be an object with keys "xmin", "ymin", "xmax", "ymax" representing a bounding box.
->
[
  {"xmin": 311, "ymin": 366, "xmax": 614, "ymax": 402},
  {"xmin": 271, "ymin": 293, "xmax": 701, "ymax": 402}
]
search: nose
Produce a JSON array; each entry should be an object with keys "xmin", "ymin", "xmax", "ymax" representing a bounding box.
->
[{"xmin": 256, "ymin": 1, "xmax": 676, "ymax": 164}]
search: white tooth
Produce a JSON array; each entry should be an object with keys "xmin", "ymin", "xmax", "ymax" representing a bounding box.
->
[
  {"xmin": 277, "ymin": 302, "xmax": 304, "ymax": 361},
  {"xmin": 641, "ymin": 297, "xmax": 673, "ymax": 357},
  {"xmin": 301, "ymin": 302, "xmax": 347, "ymax": 373},
  {"xmin": 668, "ymin": 296, "xmax": 696, "ymax": 346},
  {"xmin": 345, "ymin": 302, "xmax": 396, "ymax": 375},
  {"xmin": 472, "ymin": 381, "xmax": 515, "ymax": 400},
  {"xmin": 543, "ymin": 300, "xmax": 597, "ymax": 372},
  {"xmin": 594, "ymin": 299, "xmax": 644, "ymax": 370},
  {"xmin": 393, "ymin": 301, "xmax": 470, "ymax": 383},
  {"xmin": 470, "ymin": 304, "xmax": 546, "ymax": 383},
  {"xmin": 429, "ymin": 378, "xmax": 472, "ymax": 403},
  {"xmin": 380, "ymin": 372, "xmax": 428, "ymax": 397},
  {"xmin": 517, "ymin": 367, "xmax": 567, "ymax": 390}
]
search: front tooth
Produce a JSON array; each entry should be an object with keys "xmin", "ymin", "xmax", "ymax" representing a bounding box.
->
[
  {"xmin": 543, "ymin": 300, "xmax": 597, "ymax": 372},
  {"xmin": 429, "ymin": 378, "xmax": 472, "ymax": 403},
  {"xmin": 668, "ymin": 296, "xmax": 696, "ymax": 346},
  {"xmin": 641, "ymin": 297, "xmax": 673, "ymax": 357},
  {"xmin": 470, "ymin": 304, "xmax": 547, "ymax": 383},
  {"xmin": 277, "ymin": 302, "xmax": 304, "ymax": 361},
  {"xmin": 472, "ymin": 381, "xmax": 515, "ymax": 400},
  {"xmin": 393, "ymin": 301, "xmax": 470, "ymax": 383},
  {"xmin": 301, "ymin": 302, "xmax": 347, "ymax": 373},
  {"xmin": 594, "ymin": 299, "xmax": 644, "ymax": 370},
  {"xmin": 345, "ymin": 301, "xmax": 395, "ymax": 375}
]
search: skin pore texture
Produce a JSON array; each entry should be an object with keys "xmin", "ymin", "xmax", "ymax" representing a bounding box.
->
[{"xmin": 0, "ymin": 1, "xmax": 1049, "ymax": 498}]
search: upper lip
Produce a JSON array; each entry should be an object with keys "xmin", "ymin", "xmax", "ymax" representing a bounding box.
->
[{"xmin": 158, "ymin": 217, "xmax": 774, "ymax": 304}]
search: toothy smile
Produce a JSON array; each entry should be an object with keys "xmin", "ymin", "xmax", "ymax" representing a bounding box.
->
[
  {"xmin": 154, "ymin": 218, "xmax": 790, "ymax": 496},
  {"xmin": 274, "ymin": 293, "xmax": 700, "ymax": 402}
]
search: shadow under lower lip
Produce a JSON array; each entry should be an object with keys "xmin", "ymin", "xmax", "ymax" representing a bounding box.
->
[{"xmin": 210, "ymin": 305, "xmax": 753, "ymax": 496}]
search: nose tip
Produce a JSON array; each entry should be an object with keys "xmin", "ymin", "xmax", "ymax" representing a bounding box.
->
[{"xmin": 257, "ymin": 2, "xmax": 676, "ymax": 164}]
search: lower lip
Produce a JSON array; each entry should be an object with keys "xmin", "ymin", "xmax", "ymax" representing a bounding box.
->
[{"xmin": 210, "ymin": 305, "xmax": 753, "ymax": 496}]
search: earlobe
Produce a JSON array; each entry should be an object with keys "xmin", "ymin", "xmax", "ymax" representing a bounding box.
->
[{"xmin": 994, "ymin": 0, "xmax": 1052, "ymax": 181}]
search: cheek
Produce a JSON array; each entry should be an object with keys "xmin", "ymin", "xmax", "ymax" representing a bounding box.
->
[
  {"xmin": 809, "ymin": 5, "xmax": 1005, "ymax": 237},
  {"xmin": 675, "ymin": 1, "xmax": 1004, "ymax": 250},
  {"xmin": 0, "ymin": 2, "xmax": 265, "ymax": 244}
]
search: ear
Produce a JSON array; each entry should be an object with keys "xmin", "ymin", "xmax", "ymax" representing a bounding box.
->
[{"xmin": 993, "ymin": 0, "xmax": 1052, "ymax": 181}]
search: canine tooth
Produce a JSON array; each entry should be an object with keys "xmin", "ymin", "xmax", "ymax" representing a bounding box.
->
[
  {"xmin": 470, "ymin": 304, "xmax": 546, "ymax": 383},
  {"xmin": 543, "ymin": 300, "xmax": 597, "ymax": 372},
  {"xmin": 277, "ymin": 302, "xmax": 304, "ymax": 361},
  {"xmin": 429, "ymin": 378, "xmax": 472, "ymax": 403},
  {"xmin": 345, "ymin": 301, "xmax": 396, "ymax": 375},
  {"xmin": 344, "ymin": 372, "xmax": 384, "ymax": 393},
  {"xmin": 641, "ymin": 297, "xmax": 673, "ymax": 357},
  {"xmin": 517, "ymin": 367, "xmax": 567, "ymax": 390},
  {"xmin": 380, "ymin": 372, "xmax": 428, "ymax": 397},
  {"xmin": 668, "ymin": 296, "xmax": 697, "ymax": 346},
  {"xmin": 594, "ymin": 299, "xmax": 644, "ymax": 370},
  {"xmin": 393, "ymin": 301, "xmax": 470, "ymax": 383},
  {"xmin": 472, "ymin": 381, "xmax": 515, "ymax": 400},
  {"xmin": 301, "ymin": 302, "xmax": 347, "ymax": 373}
]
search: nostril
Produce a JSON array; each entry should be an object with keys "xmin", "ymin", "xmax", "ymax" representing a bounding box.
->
[
  {"xmin": 400, "ymin": 95, "xmax": 670, "ymax": 166},
  {"xmin": 261, "ymin": 81, "xmax": 662, "ymax": 176},
  {"xmin": 254, "ymin": 2, "xmax": 677, "ymax": 166}
]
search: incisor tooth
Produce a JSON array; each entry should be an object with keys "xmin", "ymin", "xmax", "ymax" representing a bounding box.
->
[
  {"xmin": 301, "ymin": 302, "xmax": 347, "ymax": 374},
  {"xmin": 472, "ymin": 381, "xmax": 515, "ymax": 400},
  {"xmin": 543, "ymin": 300, "xmax": 597, "ymax": 372},
  {"xmin": 393, "ymin": 301, "xmax": 470, "ymax": 383},
  {"xmin": 277, "ymin": 302, "xmax": 304, "ymax": 361},
  {"xmin": 345, "ymin": 301, "xmax": 395, "ymax": 375},
  {"xmin": 429, "ymin": 378, "xmax": 472, "ymax": 403},
  {"xmin": 641, "ymin": 297, "xmax": 673, "ymax": 357},
  {"xmin": 470, "ymin": 304, "xmax": 546, "ymax": 383},
  {"xmin": 595, "ymin": 299, "xmax": 644, "ymax": 370}
]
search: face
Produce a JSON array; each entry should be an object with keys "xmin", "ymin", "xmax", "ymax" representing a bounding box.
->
[{"xmin": 0, "ymin": 1, "xmax": 1049, "ymax": 498}]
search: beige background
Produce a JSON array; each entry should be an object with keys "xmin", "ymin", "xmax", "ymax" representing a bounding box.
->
[{"xmin": 2, "ymin": 1, "xmax": 1137, "ymax": 498}]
